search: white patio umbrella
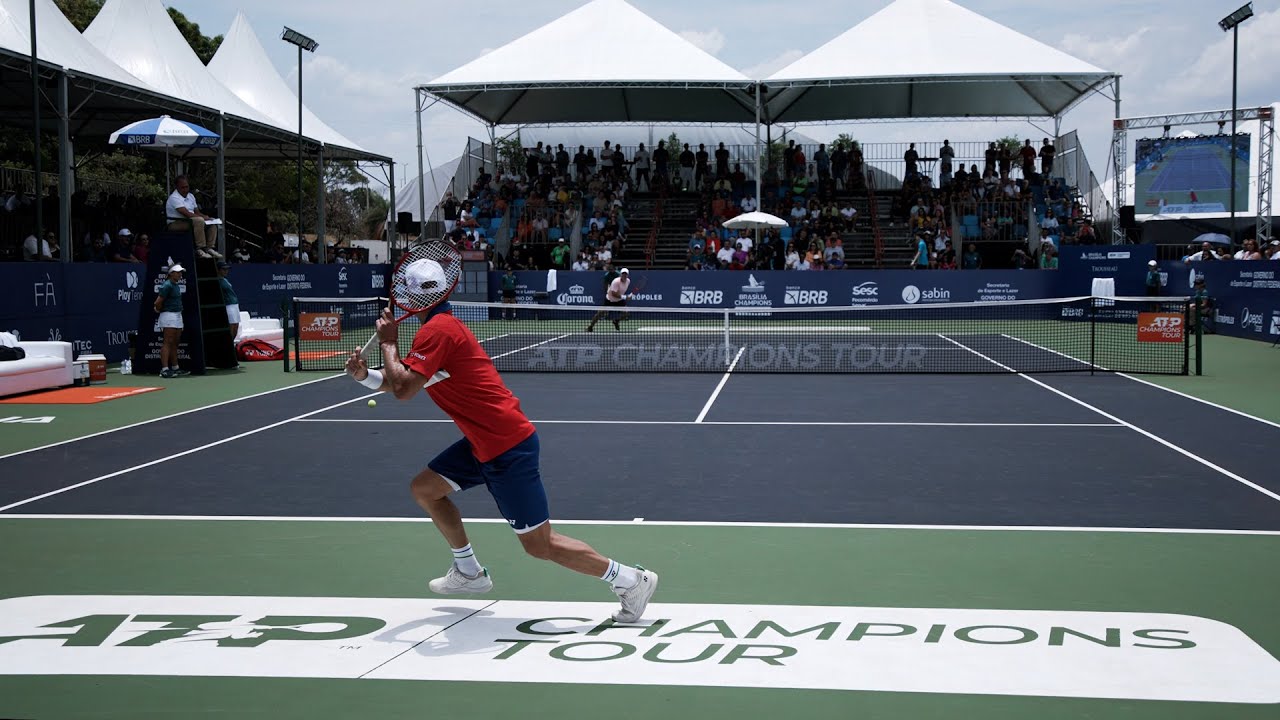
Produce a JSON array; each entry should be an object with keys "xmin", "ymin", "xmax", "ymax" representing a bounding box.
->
[
  {"xmin": 722, "ymin": 211, "xmax": 788, "ymax": 230},
  {"xmin": 1192, "ymin": 232, "xmax": 1232, "ymax": 246}
]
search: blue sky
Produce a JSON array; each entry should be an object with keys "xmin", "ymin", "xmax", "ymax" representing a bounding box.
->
[{"xmin": 175, "ymin": 0, "xmax": 1280, "ymax": 194}]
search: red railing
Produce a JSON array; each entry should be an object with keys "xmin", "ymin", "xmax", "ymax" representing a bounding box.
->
[{"xmin": 864, "ymin": 170, "xmax": 885, "ymax": 269}]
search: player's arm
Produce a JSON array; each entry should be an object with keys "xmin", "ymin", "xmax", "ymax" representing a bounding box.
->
[{"xmin": 346, "ymin": 308, "xmax": 428, "ymax": 400}]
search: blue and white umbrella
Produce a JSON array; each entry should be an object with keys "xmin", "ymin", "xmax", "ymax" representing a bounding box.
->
[{"xmin": 109, "ymin": 116, "xmax": 220, "ymax": 148}]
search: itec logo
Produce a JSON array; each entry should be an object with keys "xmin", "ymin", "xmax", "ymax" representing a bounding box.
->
[{"xmin": 680, "ymin": 286, "xmax": 723, "ymax": 305}]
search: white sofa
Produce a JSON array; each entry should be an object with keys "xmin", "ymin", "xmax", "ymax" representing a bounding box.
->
[
  {"xmin": 0, "ymin": 341, "xmax": 76, "ymax": 397},
  {"xmin": 236, "ymin": 314, "xmax": 284, "ymax": 349}
]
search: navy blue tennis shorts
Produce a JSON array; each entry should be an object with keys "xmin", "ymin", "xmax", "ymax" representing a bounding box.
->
[{"xmin": 428, "ymin": 431, "xmax": 549, "ymax": 534}]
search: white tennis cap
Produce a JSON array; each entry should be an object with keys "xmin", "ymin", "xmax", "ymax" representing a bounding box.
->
[
  {"xmin": 1148, "ymin": 260, "xmax": 1157, "ymax": 266},
  {"xmin": 619, "ymin": 267, "xmax": 630, "ymax": 274},
  {"xmin": 403, "ymin": 258, "xmax": 447, "ymax": 293},
  {"xmin": 167, "ymin": 263, "xmax": 185, "ymax": 273}
]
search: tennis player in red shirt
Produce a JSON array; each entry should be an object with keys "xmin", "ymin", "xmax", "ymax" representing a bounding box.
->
[{"xmin": 346, "ymin": 302, "xmax": 658, "ymax": 622}]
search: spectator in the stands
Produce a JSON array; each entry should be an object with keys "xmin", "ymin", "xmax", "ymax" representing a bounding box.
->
[
  {"xmin": 268, "ymin": 239, "xmax": 287, "ymax": 264},
  {"xmin": 1038, "ymin": 243, "xmax": 1058, "ymax": 269},
  {"xmin": 633, "ymin": 143, "xmax": 651, "ymax": 191},
  {"xmin": 1011, "ymin": 248, "xmax": 1035, "ymax": 269},
  {"xmin": 1233, "ymin": 238, "xmax": 1263, "ymax": 260},
  {"xmin": 166, "ymin": 175, "xmax": 220, "ymax": 259},
  {"xmin": 730, "ymin": 164, "xmax": 747, "ymax": 194},
  {"xmin": 23, "ymin": 230, "xmax": 56, "ymax": 261},
  {"xmin": 939, "ymin": 140, "xmax": 955, "ymax": 186},
  {"xmin": 962, "ymin": 243, "xmax": 982, "ymax": 269},
  {"xmin": 823, "ymin": 235, "xmax": 844, "ymax": 265},
  {"xmin": 550, "ymin": 238, "xmax": 570, "ymax": 269},
  {"xmin": 109, "ymin": 229, "xmax": 141, "ymax": 263},
  {"xmin": 572, "ymin": 252, "xmax": 590, "ymax": 271},
  {"xmin": 1020, "ymin": 140, "xmax": 1037, "ymax": 179},
  {"xmin": 740, "ymin": 193, "xmax": 757, "ymax": 213},
  {"xmin": 1040, "ymin": 139, "xmax": 1056, "ymax": 175},
  {"xmin": 133, "ymin": 233, "xmax": 151, "ymax": 264},
  {"xmin": 679, "ymin": 144, "xmax": 696, "ymax": 191},
  {"xmin": 784, "ymin": 242, "xmax": 800, "ymax": 270},
  {"xmin": 291, "ymin": 241, "xmax": 312, "ymax": 264},
  {"xmin": 1268, "ymin": 239, "xmax": 1280, "ymax": 260},
  {"xmin": 1075, "ymin": 219, "xmax": 1097, "ymax": 245},
  {"xmin": 715, "ymin": 241, "xmax": 735, "ymax": 268},
  {"xmin": 903, "ymin": 143, "xmax": 919, "ymax": 180},
  {"xmin": 939, "ymin": 240, "xmax": 957, "ymax": 269},
  {"xmin": 715, "ymin": 142, "xmax": 730, "ymax": 178}
]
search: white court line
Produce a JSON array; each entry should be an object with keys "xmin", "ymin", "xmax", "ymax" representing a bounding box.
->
[
  {"xmin": 1004, "ymin": 333, "xmax": 1280, "ymax": 431},
  {"xmin": 2, "ymin": 514, "xmax": 1278, "ymax": 536},
  {"xmin": 1117, "ymin": 373, "xmax": 1280, "ymax": 431},
  {"xmin": 1000, "ymin": 333, "xmax": 1099, "ymax": 371},
  {"xmin": 939, "ymin": 334, "xmax": 1280, "ymax": 504},
  {"xmin": 477, "ymin": 333, "xmax": 510, "ymax": 343},
  {"xmin": 694, "ymin": 347, "xmax": 746, "ymax": 423},
  {"xmin": 0, "ymin": 373, "xmax": 344, "ymax": 463},
  {"xmin": 295, "ymin": 418, "xmax": 1123, "ymax": 428},
  {"xmin": 0, "ymin": 391, "xmax": 380, "ymax": 513},
  {"xmin": 490, "ymin": 333, "xmax": 572, "ymax": 360}
]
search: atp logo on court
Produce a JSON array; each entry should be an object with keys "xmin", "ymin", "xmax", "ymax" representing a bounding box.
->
[{"xmin": 1, "ymin": 596, "xmax": 1278, "ymax": 704}]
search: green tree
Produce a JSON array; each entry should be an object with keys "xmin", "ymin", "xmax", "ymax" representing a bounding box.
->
[
  {"xmin": 832, "ymin": 132, "xmax": 858, "ymax": 151},
  {"xmin": 997, "ymin": 135, "xmax": 1023, "ymax": 157},
  {"xmin": 495, "ymin": 134, "xmax": 524, "ymax": 176},
  {"xmin": 167, "ymin": 8, "xmax": 222, "ymax": 64},
  {"xmin": 54, "ymin": 0, "xmax": 103, "ymax": 32}
]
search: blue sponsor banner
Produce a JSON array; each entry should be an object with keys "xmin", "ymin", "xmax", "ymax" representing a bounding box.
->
[
  {"xmin": 1056, "ymin": 245, "xmax": 1156, "ymax": 297},
  {"xmin": 1161, "ymin": 261, "xmax": 1280, "ymax": 342},
  {"xmin": 0, "ymin": 263, "xmax": 393, "ymax": 363},
  {"xmin": 491, "ymin": 270, "xmax": 1058, "ymax": 309}
]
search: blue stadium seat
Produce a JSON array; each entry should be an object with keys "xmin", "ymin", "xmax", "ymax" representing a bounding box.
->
[{"xmin": 549, "ymin": 228, "xmax": 562, "ymax": 240}]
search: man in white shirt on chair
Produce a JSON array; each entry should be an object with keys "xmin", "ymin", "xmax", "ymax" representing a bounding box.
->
[{"xmin": 167, "ymin": 175, "xmax": 221, "ymax": 259}]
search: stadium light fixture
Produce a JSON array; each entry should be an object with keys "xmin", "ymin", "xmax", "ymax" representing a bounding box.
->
[
  {"xmin": 1218, "ymin": 3, "xmax": 1253, "ymax": 31},
  {"xmin": 1218, "ymin": 3, "xmax": 1253, "ymax": 247},
  {"xmin": 281, "ymin": 27, "xmax": 318, "ymax": 261}
]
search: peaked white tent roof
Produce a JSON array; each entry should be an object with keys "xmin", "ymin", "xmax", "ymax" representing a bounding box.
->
[
  {"xmin": 765, "ymin": 0, "xmax": 1115, "ymax": 122},
  {"xmin": 84, "ymin": 0, "xmax": 287, "ymax": 132},
  {"xmin": 0, "ymin": 0, "xmax": 158, "ymax": 88},
  {"xmin": 419, "ymin": 0, "xmax": 755, "ymax": 124},
  {"xmin": 208, "ymin": 12, "xmax": 364, "ymax": 152},
  {"xmin": 396, "ymin": 155, "xmax": 464, "ymax": 222}
]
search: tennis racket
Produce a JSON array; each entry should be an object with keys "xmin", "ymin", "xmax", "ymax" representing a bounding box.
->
[{"xmin": 359, "ymin": 240, "xmax": 463, "ymax": 361}]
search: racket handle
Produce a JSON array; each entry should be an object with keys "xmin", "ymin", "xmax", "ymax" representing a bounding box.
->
[{"xmin": 360, "ymin": 331, "xmax": 379, "ymax": 361}]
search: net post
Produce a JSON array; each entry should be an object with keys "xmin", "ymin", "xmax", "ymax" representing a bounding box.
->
[
  {"xmin": 1088, "ymin": 297, "xmax": 1096, "ymax": 376},
  {"xmin": 1193, "ymin": 300, "xmax": 1202, "ymax": 376},
  {"xmin": 283, "ymin": 297, "xmax": 292, "ymax": 373},
  {"xmin": 722, "ymin": 308, "xmax": 731, "ymax": 368}
]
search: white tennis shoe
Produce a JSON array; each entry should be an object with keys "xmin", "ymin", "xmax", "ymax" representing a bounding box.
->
[
  {"xmin": 612, "ymin": 567, "xmax": 658, "ymax": 623},
  {"xmin": 428, "ymin": 565, "xmax": 493, "ymax": 595}
]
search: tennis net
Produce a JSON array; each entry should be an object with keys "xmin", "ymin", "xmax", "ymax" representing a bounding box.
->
[{"xmin": 289, "ymin": 295, "xmax": 1193, "ymax": 375}]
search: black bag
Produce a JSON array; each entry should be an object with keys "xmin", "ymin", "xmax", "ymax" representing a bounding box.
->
[{"xmin": 0, "ymin": 345, "xmax": 26, "ymax": 362}]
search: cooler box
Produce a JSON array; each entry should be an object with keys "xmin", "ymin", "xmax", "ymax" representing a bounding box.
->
[{"xmin": 80, "ymin": 354, "xmax": 108, "ymax": 384}]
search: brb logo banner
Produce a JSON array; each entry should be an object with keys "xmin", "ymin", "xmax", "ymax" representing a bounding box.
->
[
  {"xmin": 299, "ymin": 313, "xmax": 342, "ymax": 341},
  {"xmin": 0, "ymin": 595, "xmax": 1277, "ymax": 703}
]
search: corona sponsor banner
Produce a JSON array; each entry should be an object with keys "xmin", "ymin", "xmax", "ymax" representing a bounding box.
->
[{"xmin": 0, "ymin": 596, "xmax": 1277, "ymax": 703}]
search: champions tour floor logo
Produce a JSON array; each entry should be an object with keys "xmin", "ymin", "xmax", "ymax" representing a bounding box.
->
[{"xmin": 0, "ymin": 596, "xmax": 1276, "ymax": 703}]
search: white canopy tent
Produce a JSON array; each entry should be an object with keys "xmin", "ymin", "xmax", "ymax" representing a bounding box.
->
[
  {"xmin": 763, "ymin": 0, "xmax": 1116, "ymax": 124},
  {"xmin": 0, "ymin": 0, "xmax": 157, "ymax": 89},
  {"xmin": 418, "ymin": 0, "xmax": 756, "ymax": 126},
  {"xmin": 84, "ymin": 0, "xmax": 287, "ymax": 133},
  {"xmin": 395, "ymin": 155, "xmax": 463, "ymax": 223},
  {"xmin": 208, "ymin": 12, "xmax": 364, "ymax": 153}
]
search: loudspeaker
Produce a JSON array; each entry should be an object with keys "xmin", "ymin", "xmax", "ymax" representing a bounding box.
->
[
  {"xmin": 1119, "ymin": 205, "xmax": 1136, "ymax": 230},
  {"xmin": 396, "ymin": 212, "xmax": 418, "ymax": 235}
]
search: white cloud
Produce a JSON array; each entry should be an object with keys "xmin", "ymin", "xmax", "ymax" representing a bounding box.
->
[
  {"xmin": 1163, "ymin": 7, "xmax": 1280, "ymax": 108},
  {"xmin": 1059, "ymin": 27, "xmax": 1150, "ymax": 71},
  {"xmin": 741, "ymin": 49, "xmax": 804, "ymax": 80},
  {"xmin": 678, "ymin": 28, "xmax": 726, "ymax": 56}
]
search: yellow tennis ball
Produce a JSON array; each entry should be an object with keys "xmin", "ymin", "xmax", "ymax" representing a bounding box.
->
[{"xmin": 367, "ymin": 399, "xmax": 377, "ymax": 408}]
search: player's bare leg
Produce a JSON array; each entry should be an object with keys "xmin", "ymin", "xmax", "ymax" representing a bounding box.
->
[
  {"xmin": 518, "ymin": 522, "xmax": 659, "ymax": 623},
  {"xmin": 411, "ymin": 469, "xmax": 493, "ymax": 595}
]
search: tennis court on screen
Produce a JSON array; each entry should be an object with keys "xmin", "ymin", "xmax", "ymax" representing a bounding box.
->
[{"xmin": 1, "ymin": 325, "xmax": 1278, "ymax": 719}]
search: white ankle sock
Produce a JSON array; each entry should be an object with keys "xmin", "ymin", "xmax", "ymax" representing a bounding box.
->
[
  {"xmin": 601, "ymin": 559, "xmax": 639, "ymax": 589},
  {"xmin": 451, "ymin": 544, "xmax": 482, "ymax": 576}
]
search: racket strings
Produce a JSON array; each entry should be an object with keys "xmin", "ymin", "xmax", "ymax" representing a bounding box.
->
[{"xmin": 392, "ymin": 241, "xmax": 463, "ymax": 312}]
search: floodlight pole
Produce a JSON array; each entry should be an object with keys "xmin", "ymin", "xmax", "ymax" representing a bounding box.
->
[
  {"xmin": 29, "ymin": 0, "xmax": 42, "ymax": 246},
  {"xmin": 1230, "ymin": 24, "xmax": 1238, "ymax": 247},
  {"xmin": 283, "ymin": 27, "xmax": 318, "ymax": 261},
  {"xmin": 1220, "ymin": 3, "xmax": 1253, "ymax": 248}
]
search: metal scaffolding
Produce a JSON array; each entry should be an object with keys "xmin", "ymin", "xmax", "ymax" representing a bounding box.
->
[{"xmin": 1111, "ymin": 106, "xmax": 1274, "ymax": 244}]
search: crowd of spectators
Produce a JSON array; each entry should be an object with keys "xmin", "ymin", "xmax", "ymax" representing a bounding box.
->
[{"xmin": 1181, "ymin": 237, "xmax": 1280, "ymax": 262}]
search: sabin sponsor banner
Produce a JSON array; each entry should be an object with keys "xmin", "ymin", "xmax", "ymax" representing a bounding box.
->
[
  {"xmin": 901, "ymin": 285, "xmax": 951, "ymax": 304},
  {"xmin": 0, "ymin": 596, "xmax": 1277, "ymax": 703}
]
